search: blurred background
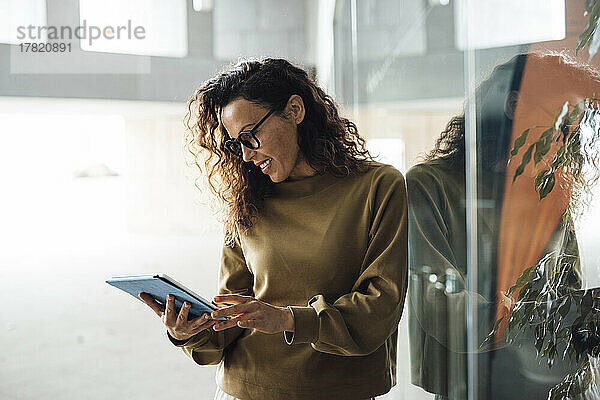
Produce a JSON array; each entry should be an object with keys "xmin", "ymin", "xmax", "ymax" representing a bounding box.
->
[{"xmin": 1, "ymin": 0, "xmax": 599, "ymax": 399}]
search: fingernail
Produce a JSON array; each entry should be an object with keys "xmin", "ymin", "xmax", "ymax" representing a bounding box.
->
[{"xmin": 184, "ymin": 302, "xmax": 190, "ymax": 308}]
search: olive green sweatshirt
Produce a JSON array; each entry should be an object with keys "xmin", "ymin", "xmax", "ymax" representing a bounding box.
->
[{"xmin": 168, "ymin": 163, "xmax": 408, "ymax": 400}]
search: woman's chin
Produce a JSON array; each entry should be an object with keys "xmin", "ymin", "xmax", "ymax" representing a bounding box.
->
[
  {"xmin": 266, "ymin": 165, "xmax": 285, "ymax": 183},
  {"xmin": 270, "ymin": 174, "xmax": 285, "ymax": 183},
  {"xmin": 269, "ymin": 171, "xmax": 289, "ymax": 183}
]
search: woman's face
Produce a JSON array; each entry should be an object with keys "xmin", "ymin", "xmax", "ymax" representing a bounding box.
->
[{"xmin": 221, "ymin": 96, "xmax": 314, "ymax": 183}]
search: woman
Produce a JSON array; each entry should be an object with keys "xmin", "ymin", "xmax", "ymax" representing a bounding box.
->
[
  {"xmin": 407, "ymin": 52, "xmax": 597, "ymax": 400},
  {"xmin": 139, "ymin": 58, "xmax": 408, "ymax": 400}
]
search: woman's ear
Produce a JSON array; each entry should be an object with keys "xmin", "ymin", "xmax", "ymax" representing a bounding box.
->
[{"xmin": 286, "ymin": 94, "xmax": 305, "ymax": 125}]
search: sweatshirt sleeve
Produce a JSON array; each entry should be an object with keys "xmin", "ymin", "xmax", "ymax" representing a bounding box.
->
[
  {"xmin": 285, "ymin": 166, "xmax": 408, "ymax": 356},
  {"xmin": 167, "ymin": 233, "xmax": 254, "ymax": 365}
]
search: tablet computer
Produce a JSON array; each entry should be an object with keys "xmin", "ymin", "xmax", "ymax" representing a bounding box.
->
[{"xmin": 106, "ymin": 273, "xmax": 227, "ymax": 321}]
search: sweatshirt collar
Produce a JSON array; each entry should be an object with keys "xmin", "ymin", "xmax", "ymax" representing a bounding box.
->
[{"xmin": 271, "ymin": 171, "xmax": 340, "ymax": 198}]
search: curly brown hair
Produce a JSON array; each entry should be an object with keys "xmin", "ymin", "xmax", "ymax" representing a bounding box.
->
[{"xmin": 184, "ymin": 58, "xmax": 374, "ymax": 244}]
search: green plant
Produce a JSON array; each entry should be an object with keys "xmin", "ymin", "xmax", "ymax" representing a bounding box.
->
[
  {"xmin": 479, "ymin": 4, "xmax": 600, "ymax": 399},
  {"xmin": 484, "ymin": 255, "xmax": 599, "ymax": 399},
  {"xmin": 483, "ymin": 98, "xmax": 600, "ymax": 399},
  {"xmin": 510, "ymin": 98, "xmax": 599, "ymax": 203},
  {"xmin": 578, "ymin": 0, "xmax": 600, "ymax": 59}
]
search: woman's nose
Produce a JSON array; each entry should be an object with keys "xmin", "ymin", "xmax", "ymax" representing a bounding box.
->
[{"xmin": 241, "ymin": 146, "xmax": 255, "ymax": 162}]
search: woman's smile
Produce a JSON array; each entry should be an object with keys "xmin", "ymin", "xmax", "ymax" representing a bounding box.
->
[{"xmin": 256, "ymin": 158, "xmax": 273, "ymax": 174}]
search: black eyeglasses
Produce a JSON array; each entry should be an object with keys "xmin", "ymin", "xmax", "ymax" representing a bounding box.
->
[{"xmin": 224, "ymin": 109, "xmax": 276, "ymax": 156}]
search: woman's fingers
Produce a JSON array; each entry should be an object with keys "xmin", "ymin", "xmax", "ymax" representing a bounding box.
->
[
  {"xmin": 188, "ymin": 313, "xmax": 210, "ymax": 329},
  {"xmin": 139, "ymin": 292, "xmax": 164, "ymax": 317},
  {"xmin": 213, "ymin": 318, "xmax": 240, "ymax": 331},
  {"xmin": 213, "ymin": 312, "xmax": 256, "ymax": 331},
  {"xmin": 190, "ymin": 314, "xmax": 218, "ymax": 331},
  {"xmin": 231, "ymin": 313, "xmax": 258, "ymax": 328},
  {"xmin": 148, "ymin": 293, "xmax": 273, "ymax": 336},
  {"xmin": 139, "ymin": 293, "xmax": 221, "ymax": 341},
  {"xmin": 213, "ymin": 294, "xmax": 253, "ymax": 305},
  {"xmin": 211, "ymin": 301, "xmax": 254, "ymax": 319},
  {"xmin": 236, "ymin": 318, "xmax": 259, "ymax": 329},
  {"xmin": 165, "ymin": 294, "xmax": 176, "ymax": 325},
  {"xmin": 176, "ymin": 301, "xmax": 191, "ymax": 326}
]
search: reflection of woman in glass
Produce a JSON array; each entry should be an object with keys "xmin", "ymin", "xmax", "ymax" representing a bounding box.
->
[
  {"xmin": 140, "ymin": 58, "xmax": 408, "ymax": 400},
  {"xmin": 407, "ymin": 52, "xmax": 598, "ymax": 400}
]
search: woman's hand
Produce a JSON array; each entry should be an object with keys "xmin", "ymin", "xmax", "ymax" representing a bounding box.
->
[
  {"xmin": 210, "ymin": 294, "xmax": 294, "ymax": 335},
  {"xmin": 139, "ymin": 292, "xmax": 217, "ymax": 341}
]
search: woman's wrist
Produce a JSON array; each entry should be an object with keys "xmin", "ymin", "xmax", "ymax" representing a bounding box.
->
[
  {"xmin": 167, "ymin": 330, "xmax": 191, "ymax": 345},
  {"xmin": 170, "ymin": 330, "xmax": 193, "ymax": 341},
  {"xmin": 284, "ymin": 306, "xmax": 295, "ymax": 332}
]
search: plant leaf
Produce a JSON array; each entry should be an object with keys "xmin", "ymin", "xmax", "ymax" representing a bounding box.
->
[
  {"xmin": 534, "ymin": 128, "xmax": 555, "ymax": 165},
  {"xmin": 510, "ymin": 128, "xmax": 530, "ymax": 156},
  {"xmin": 589, "ymin": 27, "xmax": 600, "ymax": 61},
  {"xmin": 507, "ymin": 264, "xmax": 537, "ymax": 296},
  {"xmin": 480, "ymin": 316, "xmax": 504, "ymax": 347},
  {"xmin": 535, "ymin": 324, "xmax": 545, "ymax": 356},
  {"xmin": 554, "ymin": 101, "xmax": 570, "ymax": 131},
  {"xmin": 576, "ymin": 0, "xmax": 600, "ymax": 55},
  {"xmin": 534, "ymin": 170, "xmax": 548, "ymax": 188},
  {"xmin": 513, "ymin": 144, "xmax": 534, "ymax": 183},
  {"xmin": 558, "ymin": 296, "xmax": 572, "ymax": 319},
  {"xmin": 580, "ymin": 290, "xmax": 593, "ymax": 318},
  {"xmin": 567, "ymin": 100, "xmax": 587, "ymax": 127},
  {"xmin": 538, "ymin": 173, "xmax": 556, "ymax": 200}
]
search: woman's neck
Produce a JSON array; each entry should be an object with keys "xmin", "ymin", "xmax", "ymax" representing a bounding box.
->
[{"xmin": 287, "ymin": 156, "xmax": 317, "ymax": 181}]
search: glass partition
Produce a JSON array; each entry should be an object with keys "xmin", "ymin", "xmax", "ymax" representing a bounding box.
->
[
  {"xmin": 338, "ymin": 0, "xmax": 600, "ymax": 399},
  {"xmin": 3, "ymin": 1, "xmax": 600, "ymax": 399},
  {"xmin": 402, "ymin": 1, "xmax": 600, "ymax": 399}
]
